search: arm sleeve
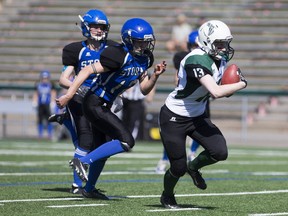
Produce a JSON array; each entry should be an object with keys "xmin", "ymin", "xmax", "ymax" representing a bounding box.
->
[{"xmin": 184, "ymin": 55, "xmax": 213, "ymax": 80}]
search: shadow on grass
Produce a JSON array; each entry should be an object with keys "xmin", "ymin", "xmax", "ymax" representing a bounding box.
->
[
  {"xmin": 42, "ymin": 187, "xmax": 70, "ymax": 193},
  {"xmin": 146, "ymin": 203, "xmax": 218, "ymax": 210},
  {"xmin": 42, "ymin": 188, "xmax": 72, "ymax": 194},
  {"xmin": 41, "ymin": 188, "xmax": 128, "ymax": 201}
]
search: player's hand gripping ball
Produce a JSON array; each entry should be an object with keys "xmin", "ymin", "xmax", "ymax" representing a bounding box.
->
[{"xmin": 221, "ymin": 64, "xmax": 240, "ymax": 85}]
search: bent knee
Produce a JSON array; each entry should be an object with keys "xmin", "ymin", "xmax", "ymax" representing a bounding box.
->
[
  {"xmin": 119, "ymin": 131, "xmax": 135, "ymax": 152},
  {"xmin": 170, "ymin": 158, "xmax": 187, "ymax": 177},
  {"xmin": 213, "ymin": 150, "xmax": 228, "ymax": 161}
]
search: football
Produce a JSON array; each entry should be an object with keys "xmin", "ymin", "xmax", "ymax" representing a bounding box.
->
[{"xmin": 221, "ymin": 64, "xmax": 240, "ymax": 85}]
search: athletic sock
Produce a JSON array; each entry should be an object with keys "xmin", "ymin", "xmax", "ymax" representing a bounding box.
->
[
  {"xmin": 188, "ymin": 150, "xmax": 217, "ymax": 171},
  {"xmin": 73, "ymin": 147, "xmax": 89, "ymax": 187},
  {"xmin": 163, "ymin": 169, "xmax": 179, "ymax": 196},
  {"xmin": 84, "ymin": 159, "xmax": 106, "ymax": 192},
  {"xmin": 80, "ymin": 140, "xmax": 125, "ymax": 164},
  {"xmin": 63, "ymin": 119, "xmax": 78, "ymax": 148}
]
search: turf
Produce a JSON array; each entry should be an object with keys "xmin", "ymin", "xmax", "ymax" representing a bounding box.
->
[{"xmin": 0, "ymin": 139, "xmax": 287, "ymax": 216}]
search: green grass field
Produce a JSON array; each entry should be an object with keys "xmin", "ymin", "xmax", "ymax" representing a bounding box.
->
[{"xmin": 0, "ymin": 139, "xmax": 287, "ymax": 216}]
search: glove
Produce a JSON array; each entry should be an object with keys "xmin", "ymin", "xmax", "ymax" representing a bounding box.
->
[
  {"xmin": 237, "ymin": 68, "xmax": 247, "ymax": 88},
  {"xmin": 112, "ymin": 96, "xmax": 123, "ymax": 113}
]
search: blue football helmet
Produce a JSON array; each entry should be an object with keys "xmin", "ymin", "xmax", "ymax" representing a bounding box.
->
[
  {"xmin": 187, "ymin": 30, "xmax": 199, "ymax": 51},
  {"xmin": 121, "ymin": 18, "xmax": 155, "ymax": 57},
  {"xmin": 40, "ymin": 70, "xmax": 50, "ymax": 79},
  {"xmin": 79, "ymin": 9, "xmax": 110, "ymax": 41}
]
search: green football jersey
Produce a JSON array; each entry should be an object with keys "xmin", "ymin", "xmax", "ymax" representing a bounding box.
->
[{"xmin": 165, "ymin": 48, "xmax": 225, "ymax": 117}]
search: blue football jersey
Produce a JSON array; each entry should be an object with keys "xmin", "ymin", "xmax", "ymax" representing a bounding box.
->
[
  {"xmin": 90, "ymin": 46, "xmax": 152, "ymax": 103},
  {"xmin": 36, "ymin": 82, "xmax": 54, "ymax": 105},
  {"xmin": 62, "ymin": 40, "xmax": 119, "ymax": 88},
  {"xmin": 75, "ymin": 41, "xmax": 102, "ymax": 87}
]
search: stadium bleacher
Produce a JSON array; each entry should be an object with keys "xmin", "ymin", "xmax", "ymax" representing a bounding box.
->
[{"xmin": 0, "ymin": 0, "xmax": 287, "ymax": 141}]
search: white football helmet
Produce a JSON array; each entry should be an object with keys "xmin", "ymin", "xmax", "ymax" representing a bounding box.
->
[{"xmin": 197, "ymin": 20, "xmax": 234, "ymax": 61}]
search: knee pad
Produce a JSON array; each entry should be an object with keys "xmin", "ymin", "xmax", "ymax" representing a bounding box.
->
[
  {"xmin": 169, "ymin": 158, "xmax": 187, "ymax": 177},
  {"xmin": 212, "ymin": 149, "xmax": 228, "ymax": 161}
]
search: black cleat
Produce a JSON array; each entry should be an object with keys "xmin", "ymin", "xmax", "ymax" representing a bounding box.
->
[
  {"xmin": 187, "ymin": 168, "xmax": 207, "ymax": 190},
  {"xmin": 70, "ymin": 183, "xmax": 83, "ymax": 194},
  {"xmin": 48, "ymin": 112, "xmax": 68, "ymax": 125},
  {"xmin": 160, "ymin": 192, "xmax": 179, "ymax": 209},
  {"xmin": 82, "ymin": 188, "xmax": 110, "ymax": 200},
  {"xmin": 69, "ymin": 158, "xmax": 88, "ymax": 182}
]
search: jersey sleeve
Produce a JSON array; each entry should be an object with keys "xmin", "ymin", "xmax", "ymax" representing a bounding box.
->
[
  {"xmin": 100, "ymin": 45, "xmax": 126, "ymax": 70},
  {"xmin": 184, "ymin": 55, "xmax": 213, "ymax": 80},
  {"xmin": 62, "ymin": 42, "xmax": 83, "ymax": 67}
]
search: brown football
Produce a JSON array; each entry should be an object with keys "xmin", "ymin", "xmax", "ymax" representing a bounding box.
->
[{"xmin": 221, "ymin": 64, "xmax": 240, "ymax": 85}]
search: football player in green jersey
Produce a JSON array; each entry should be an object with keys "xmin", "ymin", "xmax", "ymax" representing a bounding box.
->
[{"xmin": 159, "ymin": 20, "xmax": 247, "ymax": 209}]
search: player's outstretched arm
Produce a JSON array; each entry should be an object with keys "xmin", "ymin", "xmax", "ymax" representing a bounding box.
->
[{"xmin": 140, "ymin": 61, "xmax": 166, "ymax": 95}]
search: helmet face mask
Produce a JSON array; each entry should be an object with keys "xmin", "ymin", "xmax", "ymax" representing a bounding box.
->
[
  {"xmin": 197, "ymin": 20, "xmax": 235, "ymax": 61},
  {"xmin": 80, "ymin": 9, "xmax": 110, "ymax": 41},
  {"xmin": 131, "ymin": 38, "xmax": 155, "ymax": 56},
  {"xmin": 121, "ymin": 18, "xmax": 155, "ymax": 57},
  {"xmin": 211, "ymin": 38, "xmax": 234, "ymax": 61}
]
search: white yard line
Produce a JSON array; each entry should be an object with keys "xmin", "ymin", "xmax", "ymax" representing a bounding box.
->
[
  {"xmin": 1, "ymin": 160, "xmax": 288, "ymax": 167},
  {"xmin": 1, "ymin": 170, "xmax": 288, "ymax": 176},
  {"xmin": 0, "ymin": 189, "xmax": 287, "ymax": 203},
  {"xmin": 47, "ymin": 204, "xmax": 108, "ymax": 208},
  {"xmin": 249, "ymin": 213, "xmax": 288, "ymax": 216},
  {"xmin": 126, "ymin": 189, "xmax": 288, "ymax": 198},
  {"xmin": 1, "ymin": 148, "xmax": 288, "ymax": 158},
  {"xmin": 0, "ymin": 197, "xmax": 83, "ymax": 203}
]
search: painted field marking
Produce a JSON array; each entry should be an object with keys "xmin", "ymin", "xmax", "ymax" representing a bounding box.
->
[
  {"xmin": 1, "ymin": 148, "xmax": 288, "ymax": 158},
  {"xmin": 249, "ymin": 213, "xmax": 288, "ymax": 216},
  {"xmin": 1, "ymin": 160, "xmax": 288, "ymax": 167},
  {"xmin": 0, "ymin": 197, "xmax": 83, "ymax": 203},
  {"xmin": 0, "ymin": 189, "xmax": 287, "ymax": 203},
  {"xmin": 47, "ymin": 204, "xmax": 108, "ymax": 208},
  {"xmin": 1, "ymin": 169, "xmax": 288, "ymax": 177},
  {"xmin": 126, "ymin": 189, "xmax": 288, "ymax": 198}
]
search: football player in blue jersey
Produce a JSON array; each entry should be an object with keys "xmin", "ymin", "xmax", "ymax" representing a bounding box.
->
[
  {"xmin": 56, "ymin": 18, "xmax": 166, "ymax": 198},
  {"xmin": 158, "ymin": 20, "xmax": 247, "ymax": 209},
  {"xmin": 32, "ymin": 70, "xmax": 56, "ymax": 139},
  {"xmin": 50, "ymin": 9, "xmax": 119, "ymax": 197}
]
